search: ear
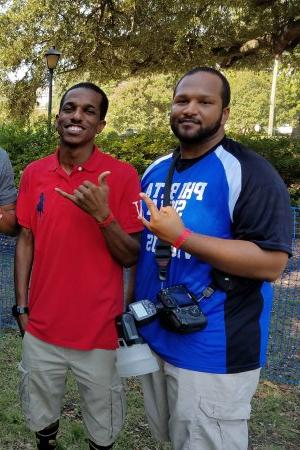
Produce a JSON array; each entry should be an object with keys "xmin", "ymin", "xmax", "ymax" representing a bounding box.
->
[
  {"xmin": 55, "ymin": 114, "xmax": 60, "ymax": 130},
  {"xmin": 221, "ymin": 107, "xmax": 230, "ymax": 125},
  {"xmin": 96, "ymin": 120, "xmax": 106, "ymax": 134}
]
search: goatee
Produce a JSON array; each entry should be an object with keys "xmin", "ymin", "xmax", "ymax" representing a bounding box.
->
[{"xmin": 170, "ymin": 115, "xmax": 223, "ymax": 145}]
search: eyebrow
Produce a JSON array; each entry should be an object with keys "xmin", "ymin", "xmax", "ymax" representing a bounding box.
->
[
  {"xmin": 62, "ymin": 101, "xmax": 97, "ymax": 109},
  {"xmin": 174, "ymin": 93, "xmax": 216, "ymax": 100}
]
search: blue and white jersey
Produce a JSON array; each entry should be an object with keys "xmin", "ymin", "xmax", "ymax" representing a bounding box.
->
[{"xmin": 135, "ymin": 137, "xmax": 292, "ymax": 374}]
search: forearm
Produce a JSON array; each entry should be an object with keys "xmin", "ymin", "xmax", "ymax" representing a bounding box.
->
[
  {"xmin": 181, "ymin": 233, "xmax": 288, "ymax": 281},
  {"xmin": 100, "ymin": 221, "xmax": 140, "ymax": 267},
  {"xmin": 124, "ymin": 265, "xmax": 136, "ymax": 306},
  {"xmin": 0, "ymin": 204, "xmax": 17, "ymax": 236},
  {"xmin": 14, "ymin": 228, "xmax": 34, "ymax": 305}
]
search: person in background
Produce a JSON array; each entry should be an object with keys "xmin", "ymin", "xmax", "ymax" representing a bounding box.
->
[
  {"xmin": 0, "ymin": 147, "xmax": 17, "ymax": 235},
  {"xmin": 14, "ymin": 82, "xmax": 143, "ymax": 450},
  {"xmin": 133, "ymin": 67, "xmax": 292, "ymax": 450}
]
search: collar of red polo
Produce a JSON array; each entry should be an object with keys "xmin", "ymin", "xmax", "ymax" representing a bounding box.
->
[{"xmin": 48, "ymin": 145, "xmax": 102, "ymax": 173}]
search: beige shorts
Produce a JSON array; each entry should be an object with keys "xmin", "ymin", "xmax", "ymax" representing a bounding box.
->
[
  {"xmin": 19, "ymin": 332, "xmax": 126, "ymax": 446},
  {"xmin": 141, "ymin": 354, "xmax": 260, "ymax": 450}
]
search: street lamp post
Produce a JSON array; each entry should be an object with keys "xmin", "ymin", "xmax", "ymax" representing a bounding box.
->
[{"xmin": 45, "ymin": 47, "xmax": 61, "ymax": 132}]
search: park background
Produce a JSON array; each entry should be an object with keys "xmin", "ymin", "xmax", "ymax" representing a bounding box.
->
[{"xmin": 0, "ymin": 1, "xmax": 299, "ymax": 449}]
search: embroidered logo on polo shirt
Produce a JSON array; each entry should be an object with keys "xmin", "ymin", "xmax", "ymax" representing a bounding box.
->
[{"xmin": 36, "ymin": 193, "xmax": 45, "ymax": 215}]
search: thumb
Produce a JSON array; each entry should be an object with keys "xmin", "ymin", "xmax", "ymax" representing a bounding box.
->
[{"xmin": 98, "ymin": 171, "xmax": 111, "ymax": 186}]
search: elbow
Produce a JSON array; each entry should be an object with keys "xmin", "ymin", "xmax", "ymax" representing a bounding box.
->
[
  {"xmin": 7, "ymin": 224, "xmax": 20, "ymax": 237},
  {"xmin": 265, "ymin": 268, "xmax": 285, "ymax": 282},
  {"xmin": 264, "ymin": 256, "xmax": 289, "ymax": 282},
  {"xmin": 122, "ymin": 239, "xmax": 140, "ymax": 268},
  {"xmin": 122, "ymin": 254, "xmax": 139, "ymax": 268},
  {"xmin": 265, "ymin": 273, "xmax": 281, "ymax": 282}
]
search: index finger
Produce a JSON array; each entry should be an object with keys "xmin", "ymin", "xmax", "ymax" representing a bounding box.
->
[
  {"xmin": 139, "ymin": 193, "xmax": 159, "ymax": 218},
  {"xmin": 55, "ymin": 187, "xmax": 77, "ymax": 203}
]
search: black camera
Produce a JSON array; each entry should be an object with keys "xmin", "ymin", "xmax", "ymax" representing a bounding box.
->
[
  {"xmin": 156, "ymin": 285, "xmax": 207, "ymax": 333},
  {"xmin": 123, "ymin": 285, "xmax": 207, "ymax": 335}
]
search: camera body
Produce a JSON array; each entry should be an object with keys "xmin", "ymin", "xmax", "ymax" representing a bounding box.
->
[
  {"xmin": 156, "ymin": 285, "xmax": 207, "ymax": 333},
  {"xmin": 123, "ymin": 285, "xmax": 207, "ymax": 336}
]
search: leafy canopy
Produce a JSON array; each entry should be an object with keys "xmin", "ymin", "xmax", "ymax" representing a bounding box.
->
[{"xmin": 0, "ymin": 0, "xmax": 299, "ymax": 118}]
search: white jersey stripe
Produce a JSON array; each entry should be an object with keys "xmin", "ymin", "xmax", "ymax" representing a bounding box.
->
[
  {"xmin": 215, "ymin": 146, "xmax": 242, "ymax": 221},
  {"xmin": 142, "ymin": 153, "xmax": 173, "ymax": 181}
]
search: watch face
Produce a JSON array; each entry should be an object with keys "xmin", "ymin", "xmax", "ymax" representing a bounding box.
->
[{"xmin": 12, "ymin": 305, "xmax": 28, "ymax": 317}]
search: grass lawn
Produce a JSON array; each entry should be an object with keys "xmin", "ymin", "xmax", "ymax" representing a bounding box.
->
[{"xmin": 0, "ymin": 330, "xmax": 299, "ymax": 450}]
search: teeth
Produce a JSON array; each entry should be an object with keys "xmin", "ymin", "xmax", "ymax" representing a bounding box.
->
[{"xmin": 68, "ymin": 126, "xmax": 82, "ymax": 131}]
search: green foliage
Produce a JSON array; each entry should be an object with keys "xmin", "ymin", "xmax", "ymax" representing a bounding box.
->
[
  {"xmin": 0, "ymin": 121, "xmax": 299, "ymax": 204},
  {"xmin": 276, "ymin": 68, "xmax": 300, "ymax": 127},
  {"xmin": 231, "ymin": 133, "xmax": 300, "ymax": 186},
  {"xmin": 0, "ymin": 0, "xmax": 299, "ymax": 118},
  {"xmin": 105, "ymin": 73, "xmax": 177, "ymax": 134},
  {"xmin": 226, "ymin": 69, "xmax": 271, "ymax": 132},
  {"xmin": 97, "ymin": 129, "xmax": 177, "ymax": 174},
  {"xmin": 103, "ymin": 69, "xmax": 300, "ymax": 137},
  {"xmin": 235, "ymin": 133, "xmax": 300, "ymax": 205},
  {"xmin": 0, "ymin": 120, "xmax": 58, "ymax": 181}
]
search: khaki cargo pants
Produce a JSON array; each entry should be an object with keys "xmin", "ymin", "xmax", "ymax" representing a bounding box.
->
[
  {"xmin": 19, "ymin": 332, "xmax": 126, "ymax": 446},
  {"xmin": 141, "ymin": 354, "xmax": 260, "ymax": 450}
]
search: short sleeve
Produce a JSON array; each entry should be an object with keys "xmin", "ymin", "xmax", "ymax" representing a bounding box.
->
[
  {"xmin": 233, "ymin": 163, "xmax": 292, "ymax": 256},
  {"xmin": 16, "ymin": 167, "xmax": 32, "ymax": 229},
  {"xmin": 113, "ymin": 164, "xmax": 144, "ymax": 234},
  {"xmin": 0, "ymin": 149, "xmax": 17, "ymax": 205}
]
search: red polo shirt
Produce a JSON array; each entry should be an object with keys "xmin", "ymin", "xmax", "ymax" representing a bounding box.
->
[{"xmin": 16, "ymin": 146, "xmax": 143, "ymax": 350}]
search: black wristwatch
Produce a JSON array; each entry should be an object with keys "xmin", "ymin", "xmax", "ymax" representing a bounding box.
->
[{"xmin": 12, "ymin": 305, "xmax": 29, "ymax": 317}]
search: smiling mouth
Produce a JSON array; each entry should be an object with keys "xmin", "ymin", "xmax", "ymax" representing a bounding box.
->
[{"xmin": 65, "ymin": 125, "xmax": 85, "ymax": 134}]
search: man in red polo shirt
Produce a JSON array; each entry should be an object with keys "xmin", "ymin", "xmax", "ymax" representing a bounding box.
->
[{"xmin": 14, "ymin": 82, "xmax": 143, "ymax": 450}]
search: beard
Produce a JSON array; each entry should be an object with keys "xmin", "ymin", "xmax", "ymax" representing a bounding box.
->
[{"xmin": 170, "ymin": 113, "xmax": 223, "ymax": 145}]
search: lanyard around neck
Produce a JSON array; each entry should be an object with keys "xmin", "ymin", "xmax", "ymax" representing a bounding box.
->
[{"xmin": 155, "ymin": 150, "xmax": 180, "ymax": 281}]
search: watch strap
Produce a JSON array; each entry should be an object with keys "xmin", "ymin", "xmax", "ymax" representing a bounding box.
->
[{"xmin": 12, "ymin": 305, "xmax": 29, "ymax": 317}]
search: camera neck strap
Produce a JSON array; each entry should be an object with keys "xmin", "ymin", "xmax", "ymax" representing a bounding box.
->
[{"xmin": 155, "ymin": 149, "xmax": 180, "ymax": 281}]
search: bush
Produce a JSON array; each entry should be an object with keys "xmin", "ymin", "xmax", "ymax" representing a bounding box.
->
[
  {"xmin": 1, "ymin": 122, "xmax": 299, "ymax": 204},
  {"xmin": 0, "ymin": 121, "xmax": 58, "ymax": 182},
  {"xmin": 97, "ymin": 130, "xmax": 177, "ymax": 174},
  {"xmin": 98, "ymin": 131, "xmax": 300, "ymax": 205}
]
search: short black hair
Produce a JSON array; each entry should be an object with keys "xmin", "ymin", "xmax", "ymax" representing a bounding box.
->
[
  {"xmin": 173, "ymin": 67, "xmax": 231, "ymax": 108},
  {"xmin": 59, "ymin": 82, "xmax": 109, "ymax": 120}
]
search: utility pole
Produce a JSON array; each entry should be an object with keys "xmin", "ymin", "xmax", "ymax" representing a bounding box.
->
[{"xmin": 267, "ymin": 55, "xmax": 280, "ymax": 137}]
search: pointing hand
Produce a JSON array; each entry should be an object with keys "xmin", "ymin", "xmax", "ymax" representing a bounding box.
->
[{"xmin": 55, "ymin": 171, "xmax": 111, "ymax": 221}]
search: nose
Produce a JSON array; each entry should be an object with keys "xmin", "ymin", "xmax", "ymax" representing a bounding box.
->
[
  {"xmin": 182, "ymin": 100, "xmax": 198, "ymax": 116},
  {"xmin": 71, "ymin": 107, "xmax": 83, "ymax": 122}
]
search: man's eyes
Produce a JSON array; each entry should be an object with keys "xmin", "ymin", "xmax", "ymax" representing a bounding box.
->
[
  {"xmin": 175, "ymin": 99, "xmax": 213, "ymax": 105},
  {"xmin": 62, "ymin": 106, "xmax": 96, "ymax": 114}
]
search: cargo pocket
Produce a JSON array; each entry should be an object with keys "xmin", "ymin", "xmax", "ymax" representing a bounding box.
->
[
  {"xmin": 110, "ymin": 382, "xmax": 126, "ymax": 440},
  {"xmin": 190, "ymin": 398, "xmax": 250, "ymax": 450},
  {"xmin": 18, "ymin": 363, "xmax": 31, "ymax": 424},
  {"xmin": 199, "ymin": 398, "xmax": 251, "ymax": 421},
  {"xmin": 183, "ymin": 398, "xmax": 251, "ymax": 450}
]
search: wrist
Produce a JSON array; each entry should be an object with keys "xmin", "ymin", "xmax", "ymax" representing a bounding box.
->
[
  {"xmin": 12, "ymin": 305, "xmax": 29, "ymax": 317},
  {"xmin": 96, "ymin": 211, "xmax": 115, "ymax": 228},
  {"xmin": 172, "ymin": 229, "xmax": 192, "ymax": 249}
]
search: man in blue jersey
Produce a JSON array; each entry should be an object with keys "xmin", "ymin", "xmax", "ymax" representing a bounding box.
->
[{"xmin": 133, "ymin": 67, "xmax": 292, "ymax": 450}]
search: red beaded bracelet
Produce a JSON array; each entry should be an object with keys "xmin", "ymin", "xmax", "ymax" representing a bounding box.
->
[
  {"xmin": 172, "ymin": 229, "xmax": 192, "ymax": 249},
  {"xmin": 96, "ymin": 212, "xmax": 115, "ymax": 229}
]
